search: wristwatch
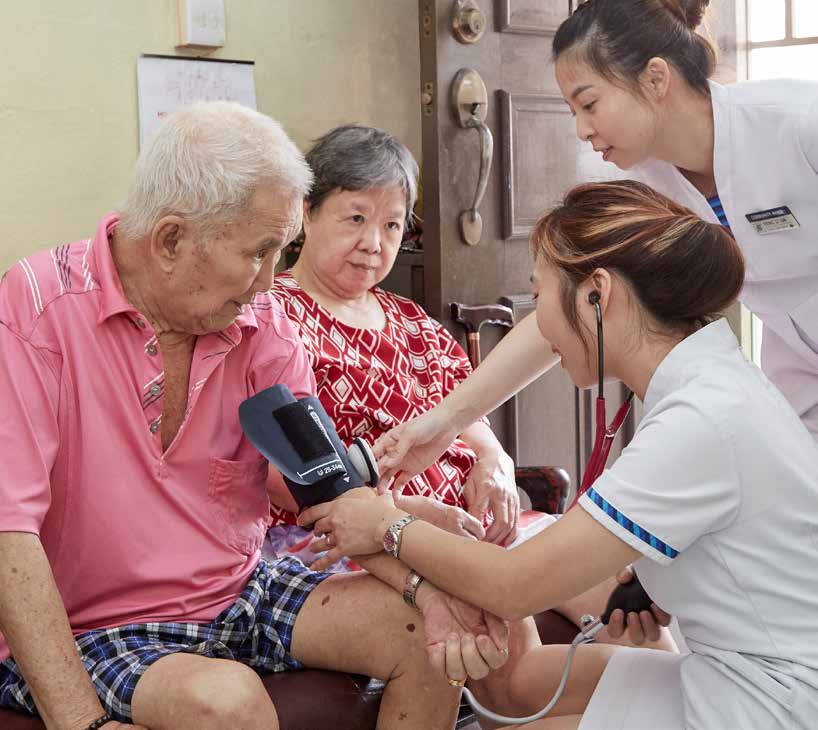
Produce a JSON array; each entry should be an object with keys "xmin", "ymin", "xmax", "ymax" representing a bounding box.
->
[{"xmin": 383, "ymin": 515, "xmax": 419, "ymax": 558}]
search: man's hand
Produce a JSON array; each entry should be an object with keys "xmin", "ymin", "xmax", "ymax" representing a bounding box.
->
[
  {"xmin": 462, "ymin": 450, "xmax": 519, "ymax": 545},
  {"xmin": 605, "ymin": 566, "xmax": 672, "ymax": 644},
  {"xmin": 299, "ymin": 490, "xmax": 404, "ymax": 570},
  {"xmin": 373, "ymin": 409, "xmax": 459, "ymax": 492},
  {"xmin": 415, "ymin": 582, "xmax": 510, "ymax": 683},
  {"xmin": 393, "ymin": 493, "xmax": 485, "ymax": 540},
  {"xmin": 102, "ymin": 723, "xmax": 148, "ymax": 730}
]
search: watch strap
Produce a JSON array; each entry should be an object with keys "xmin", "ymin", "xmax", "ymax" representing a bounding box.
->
[{"xmin": 403, "ymin": 569, "xmax": 425, "ymax": 609}]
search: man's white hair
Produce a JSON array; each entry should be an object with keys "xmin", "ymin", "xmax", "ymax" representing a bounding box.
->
[{"xmin": 118, "ymin": 101, "xmax": 312, "ymax": 239}]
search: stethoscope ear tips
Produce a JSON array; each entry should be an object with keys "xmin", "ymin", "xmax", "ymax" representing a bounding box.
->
[{"xmin": 588, "ymin": 291, "xmax": 601, "ymax": 306}]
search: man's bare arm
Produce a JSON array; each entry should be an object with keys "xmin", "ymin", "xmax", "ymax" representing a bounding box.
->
[{"xmin": 0, "ymin": 532, "xmax": 108, "ymax": 730}]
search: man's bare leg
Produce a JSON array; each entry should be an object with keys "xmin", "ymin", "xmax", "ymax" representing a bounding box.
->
[
  {"xmin": 289, "ymin": 570, "xmax": 461, "ymax": 729},
  {"xmin": 130, "ymin": 571, "xmax": 458, "ymax": 730},
  {"xmin": 132, "ymin": 653, "xmax": 279, "ymax": 730}
]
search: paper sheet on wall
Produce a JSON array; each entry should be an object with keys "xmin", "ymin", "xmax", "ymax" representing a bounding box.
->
[{"xmin": 137, "ymin": 55, "xmax": 256, "ymax": 147}]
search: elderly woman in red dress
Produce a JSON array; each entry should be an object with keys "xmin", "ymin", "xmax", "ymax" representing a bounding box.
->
[
  {"xmin": 269, "ymin": 124, "xmax": 520, "ymax": 546},
  {"xmin": 266, "ymin": 126, "xmax": 676, "ymax": 671}
]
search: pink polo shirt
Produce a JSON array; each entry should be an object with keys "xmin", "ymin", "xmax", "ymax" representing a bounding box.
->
[{"xmin": 0, "ymin": 214, "xmax": 315, "ymax": 662}]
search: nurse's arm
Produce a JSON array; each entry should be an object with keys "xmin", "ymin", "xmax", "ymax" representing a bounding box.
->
[
  {"xmin": 443, "ymin": 312, "xmax": 559, "ymax": 430},
  {"xmin": 375, "ymin": 313, "xmax": 559, "ymax": 484},
  {"xmin": 396, "ymin": 506, "xmax": 641, "ymax": 622}
]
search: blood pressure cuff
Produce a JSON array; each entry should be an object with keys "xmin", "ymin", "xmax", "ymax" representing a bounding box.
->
[{"xmin": 239, "ymin": 384, "xmax": 364, "ymax": 511}]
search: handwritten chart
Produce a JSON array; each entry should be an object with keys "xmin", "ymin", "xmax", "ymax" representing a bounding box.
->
[{"xmin": 137, "ymin": 55, "xmax": 256, "ymax": 146}]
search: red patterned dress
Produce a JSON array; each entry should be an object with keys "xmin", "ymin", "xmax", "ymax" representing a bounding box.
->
[{"xmin": 270, "ymin": 271, "xmax": 479, "ymax": 526}]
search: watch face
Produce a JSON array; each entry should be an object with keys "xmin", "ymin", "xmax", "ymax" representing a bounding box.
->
[{"xmin": 383, "ymin": 529, "xmax": 397, "ymax": 554}]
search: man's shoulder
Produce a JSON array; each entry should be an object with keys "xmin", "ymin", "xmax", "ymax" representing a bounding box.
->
[
  {"xmin": 247, "ymin": 291, "xmax": 302, "ymax": 349},
  {"xmin": 1, "ymin": 239, "xmax": 98, "ymax": 338}
]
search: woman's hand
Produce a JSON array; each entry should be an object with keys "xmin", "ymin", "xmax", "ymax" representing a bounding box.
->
[
  {"xmin": 298, "ymin": 489, "xmax": 405, "ymax": 569},
  {"xmin": 393, "ymin": 493, "xmax": 485, "ymax": 540},
  {"xmin": 605, "ymin": 566, "xmax": 672, "ymax": 644},
  {"xmin": 373, "ymin": 408, "xmax": 460, "ymax": 492},
  {"xmin": 415, "ymin": 581, "xmax": 510, "ymax": 683},
  {"xmin": 462, "ymin": 449, "xmax": 519, "ymax": 545}
]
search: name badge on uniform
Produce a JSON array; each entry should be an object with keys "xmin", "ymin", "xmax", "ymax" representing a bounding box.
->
[{"xmin": 745, "ymin": 206, "xmax": 800, "ymax": 236}]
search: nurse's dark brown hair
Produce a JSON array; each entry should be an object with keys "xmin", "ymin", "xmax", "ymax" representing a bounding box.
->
[
  {"xmin": 553, "ymin": 0, "xmax": 715, "ymax": 96},
  {"xmin": 531, "ymin": 180, "xmax": 744, "ymax": 348}
]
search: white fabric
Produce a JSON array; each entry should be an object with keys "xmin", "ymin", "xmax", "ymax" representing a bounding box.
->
[
  {"xmin": 579, "ymin": 319, "xmax": 818, "ymax": 729},
  {"xmin": 579, "ymin": 648, "xmax": 685, "ymax": 730},
  {"xmin": 632, "ymin": 79, "xmax": 818, "ymax": 438}
]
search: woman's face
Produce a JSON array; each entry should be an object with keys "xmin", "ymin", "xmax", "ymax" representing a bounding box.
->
[
  {"xmin": 301, "ymin": 185, "xmax": 407, "ymax": 299},
  {"xmin": 532, "ymin": 256, "xmax": 597, "ymax": 390},
  {"xmin": 556, "ymin": 57, "xmax": 660, "ymax": 171}
]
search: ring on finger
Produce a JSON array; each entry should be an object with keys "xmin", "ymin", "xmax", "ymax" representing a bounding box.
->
[
  {"xmin": 326, "ymin": 534, "xmax": 334, "ymax": 548},
  {"xmin": 447, "ymin": 677, "xmax": 466, "ymax": 688}
]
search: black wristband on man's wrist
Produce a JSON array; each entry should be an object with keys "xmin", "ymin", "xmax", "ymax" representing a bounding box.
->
[{"xmin": 85, "ymin": 714, "xmax": 112, "ymax": 730}]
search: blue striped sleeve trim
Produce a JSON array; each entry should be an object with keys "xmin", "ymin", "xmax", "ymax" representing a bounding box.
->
[
  {"xmin": 706, "ymin": 196, "xmax": 732, "ymax": 229},
  {"xmin": 586, "ymin": 487, "xmax": 679, "ymax": 559}
]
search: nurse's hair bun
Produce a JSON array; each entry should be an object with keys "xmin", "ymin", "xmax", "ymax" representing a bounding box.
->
[
  {"xmin": 662, "ymin": 0, "xmax": 710, "ymax": 31},
  {"xmin": 531, "ymin": 180, "xmax": 745, "ymax": 345}
]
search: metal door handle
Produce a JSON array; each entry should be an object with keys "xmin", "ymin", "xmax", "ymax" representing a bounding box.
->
[
  {"xmin": 451, "ymin": 68, "xmax": 493, "ymax": 246},
  {"xmin": 462, "ymin": 112, "xmax": 493, "ymax": 246}
]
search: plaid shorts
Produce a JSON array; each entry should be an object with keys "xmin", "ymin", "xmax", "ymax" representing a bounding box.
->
[{"xmin": 0, "ymin": 556, "xmax": 330, "ymax": 722}]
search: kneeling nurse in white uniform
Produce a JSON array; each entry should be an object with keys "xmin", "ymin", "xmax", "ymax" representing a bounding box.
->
[{"xmin": 301, "ymin": 181, "xmax": 818, "ymax": 730}]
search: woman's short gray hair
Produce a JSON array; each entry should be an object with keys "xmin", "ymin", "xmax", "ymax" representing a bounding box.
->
[
  {"xmin": 118, "ymin": 101, "xmax": 312, "ymax": 240},
  {"xmin": 305, "ymin": 125, "xmax": 418, "ymax": 224}
]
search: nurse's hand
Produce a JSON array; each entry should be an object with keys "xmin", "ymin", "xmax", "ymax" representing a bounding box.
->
[
  {"xmin": 606, "ymin": 566, "xmax": 672, "ymax": 645},
  {"xmin": 373, "ymin": 408, "xmax": 460, "ymax": 492}
]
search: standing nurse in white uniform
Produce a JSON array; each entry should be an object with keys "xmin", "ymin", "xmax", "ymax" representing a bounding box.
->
[{"xmin": 302, "ymin": 182, "xmax": 818, "ymax": 729}]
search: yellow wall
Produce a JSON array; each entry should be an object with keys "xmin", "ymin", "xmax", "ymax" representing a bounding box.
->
[{"xmin": 0, "ymin": 0, "xmax": 420, "ymax": 272}]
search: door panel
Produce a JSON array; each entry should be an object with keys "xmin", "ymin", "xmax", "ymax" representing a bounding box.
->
[
  {"xmin": 497, "ymin": 0, "xmax": 567, "ymax": 35},
  {"xmin": 499, "ymin": 92, "xmax": 575, "ymax": 239}
]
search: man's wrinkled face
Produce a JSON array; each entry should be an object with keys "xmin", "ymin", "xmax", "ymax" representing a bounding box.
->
[{"xmin": 170, "ymin": 185, "xmax": 302, "ymax": 334}]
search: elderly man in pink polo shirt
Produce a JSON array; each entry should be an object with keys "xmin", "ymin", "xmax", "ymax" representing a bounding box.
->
[{"xmin": 0, "ymin": 102, "xmax": 509, "ymax": 730}]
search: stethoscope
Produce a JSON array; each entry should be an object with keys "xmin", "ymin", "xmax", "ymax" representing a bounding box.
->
[
  {"xmin": 573, "ymin": 290, "xmax": 634, "ymax": 507},
  {"xmin": 463, "ymin": 290, "xmax": 648, "ymax": 725}
]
